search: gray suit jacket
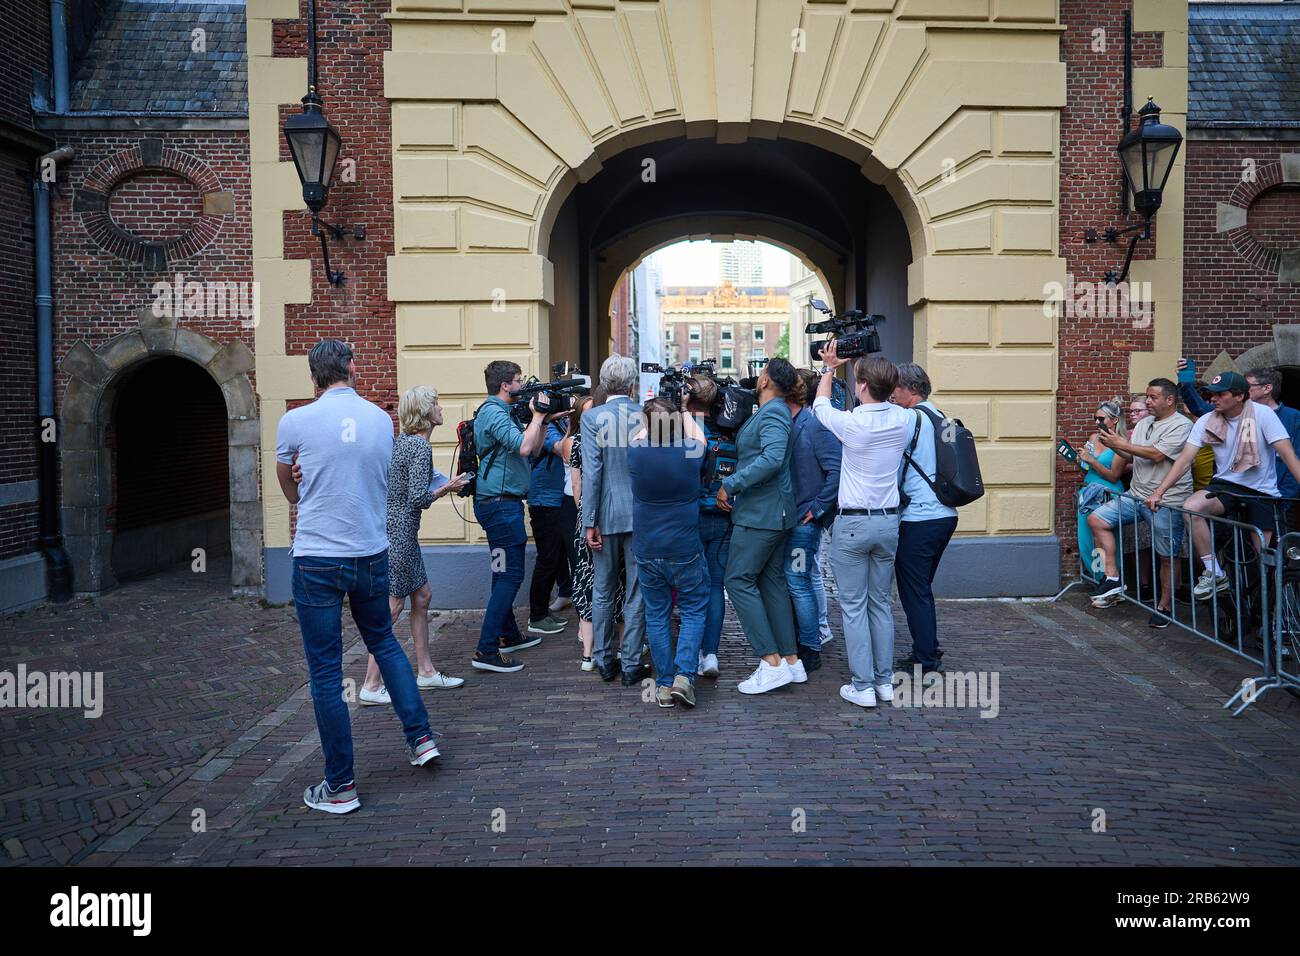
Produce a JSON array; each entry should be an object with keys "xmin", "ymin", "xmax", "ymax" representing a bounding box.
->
[
  {"xmin": 721, "ymin": 397, "xmax": 795, "ymax": 531},
  {"xmin": 580, "ymin": 395, "xmax": 641, "ymax": 535}
]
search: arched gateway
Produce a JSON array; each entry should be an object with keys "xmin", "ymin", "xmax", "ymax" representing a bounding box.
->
[
  {"xmin": 249, "ymin": 1, "xmax": 1076, "ymax": 600},
  {"xmin": 59, "ymin": 315, "xmax": 260, "ymax": 594}
]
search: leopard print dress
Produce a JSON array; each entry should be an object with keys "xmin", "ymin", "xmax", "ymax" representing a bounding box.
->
[{"xmin": 387, "ymin": 432, "xmax": 447, "ymax": 597}]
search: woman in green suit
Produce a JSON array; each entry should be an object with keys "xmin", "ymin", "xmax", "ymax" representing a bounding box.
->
[{"xmin": 717, "ymin": 358, "xmax": 803, "ymax": 695}]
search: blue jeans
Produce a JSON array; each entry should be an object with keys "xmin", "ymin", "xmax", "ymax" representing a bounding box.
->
[
  {"xmin": 638, "ymin": 552, "xmax": 711, "ymax": 687},
  {"xmin": 1091, "ymin": 495, "xmax": 1186, "ymax": 557},
  {"xmin": 699, "ymin": 511, "xmax": 732, "ymax": 657},
  {"xmin": 785, "ymin": 520, "xmax": 823, "ymax": 650},
  {"xmin": 292, "ymin": 551, "xmax": 433, "ymax": 790},
  {"xmin": 473, "ymin": 497, "xmax": 527, "ymax": 656}
]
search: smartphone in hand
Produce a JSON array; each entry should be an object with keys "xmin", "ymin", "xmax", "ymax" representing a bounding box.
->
[{"xmin": 1056, "ymin": 438, "xmax": 1078, "ymax": 463}]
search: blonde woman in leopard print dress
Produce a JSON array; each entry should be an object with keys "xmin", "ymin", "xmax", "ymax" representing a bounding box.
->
[{"xmin": 359, "ymin": 385, "xmax": 470, "ymax": 704}]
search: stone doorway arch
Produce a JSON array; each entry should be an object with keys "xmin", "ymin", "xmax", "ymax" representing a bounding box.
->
[
  {"xmin": 59, "ymin": 310, "xmax": 260, "ymax": 594},
  {"xmin": 1198, "ymin": 323, "xmax": 1300, "ymax": 402}
]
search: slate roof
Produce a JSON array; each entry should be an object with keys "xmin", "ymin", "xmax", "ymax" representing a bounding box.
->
[
  {"xmin": 69, "ymin": 0, "xmax": 246, "ymax": 114},
  {"xmin": 1189, "ymin": 2, "xmax": 1300, "ymax": 128}
]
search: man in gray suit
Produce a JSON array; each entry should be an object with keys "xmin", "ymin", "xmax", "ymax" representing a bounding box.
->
[{"xmin": 581, "ymin": 354, "xmax": 649, "ymax": 685}]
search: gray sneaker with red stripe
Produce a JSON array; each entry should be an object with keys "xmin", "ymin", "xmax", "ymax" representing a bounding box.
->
[{"xmin": 303, "ymin": 780, "xmax": 361, "ymax": 814}]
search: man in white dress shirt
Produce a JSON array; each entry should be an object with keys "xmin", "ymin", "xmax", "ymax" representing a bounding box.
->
[{"xmin": 813, "ymin": 342, "xmax": 914, "ymax": 708}]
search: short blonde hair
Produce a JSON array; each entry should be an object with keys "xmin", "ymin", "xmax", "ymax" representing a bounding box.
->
[{"xmin": 398, "ymin": 384, "xmax": 439, "ymax": 434}]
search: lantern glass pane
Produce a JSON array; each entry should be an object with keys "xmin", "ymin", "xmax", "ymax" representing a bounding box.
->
[
  {"xmin": 290, "ymin": 129, "xmax": 326, "ymax": 186},
  {"xmin": 1122, "ymin": 140, "xmax": 1147, "ymax": 193},
  {"xmin": 320, "ymin": 129, "xmax": 341, "ymax": 188},
  {"xmin": 1145, "ymin": 140, "xmax": 1178, "ymax": 192}
]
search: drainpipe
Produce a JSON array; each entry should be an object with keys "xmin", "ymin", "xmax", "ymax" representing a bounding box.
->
[
  {"xmin": 34, "ymin": 145, "xmax": 76, "ymax": 601},
  {"xmin": 50, "ymin": 0, "xmax": 70, "ymax": 113}
]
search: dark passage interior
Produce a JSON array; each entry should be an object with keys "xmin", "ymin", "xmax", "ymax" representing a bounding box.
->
[{"xmin": 110, "ymin": 357, "xmax": 231, "ymax": 580}]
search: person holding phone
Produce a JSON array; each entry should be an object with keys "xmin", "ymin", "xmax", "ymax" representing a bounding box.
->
[
  {"xmin": 361, "ymin": 384, "xmax": 469, "ymax": 701},
  {"xmin": 1075, "ymin": 398, "xmax": 1128, "ymax": 581}
]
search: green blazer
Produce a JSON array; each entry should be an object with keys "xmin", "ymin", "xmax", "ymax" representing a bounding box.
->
[{"xmin": 721, "ymin": 397, "xmax": 795, "ymax": 531}]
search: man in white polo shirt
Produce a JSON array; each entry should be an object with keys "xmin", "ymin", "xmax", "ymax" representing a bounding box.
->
[{"xmin": 813, "ymin": 342, "xmax": 913, "ymax": 708}]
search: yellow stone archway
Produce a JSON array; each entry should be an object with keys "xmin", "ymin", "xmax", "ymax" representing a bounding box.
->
[{"xmin": 249, "ymin": 0, "xmax": 1081, "ymax": 594}]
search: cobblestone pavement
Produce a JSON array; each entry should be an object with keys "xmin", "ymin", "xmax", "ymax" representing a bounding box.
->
[{"xmin": 3, "ymin": 560, "xmax": 1299, "ymax": 866}]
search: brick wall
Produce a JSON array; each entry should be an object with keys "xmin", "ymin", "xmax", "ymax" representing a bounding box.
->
[
  {"xmin": 274, "ymin": 1, "xmax": 397, "ymax": 421},
  {"xmin": 1055, "ymin": 0, "xmax": 1165, "ymax": 579},
  {"xmin": 50, "ymin": 129, "xmax": 253, "ymax": 401},
  {"xmin": 1182, "ymin": 138, "xmax": 1300, "ymax": 372},
  {"xmin": 0, "ymin": 0, "xmax": 50, "ymax": 126},
  {"xmin": 0, "ymin": 144, "xmax": 40, "ymax": 560},
  {"xmin": 0, "ymin": 2, "xmax": 50, "ymax": 561}
]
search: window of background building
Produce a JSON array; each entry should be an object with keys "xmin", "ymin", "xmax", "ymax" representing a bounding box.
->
[
  {"xmin": 721, "ymin": 326, "xmax": 733, "ymax": 342},
  {"xmin": 752, "ymin": 347, "xmax": 766, "ymax": 361},
  {"xmin": 721, "ymin": 348, "xmax": 733, "ymax": 370},
  {"xmin": 690, "ymin": 348, "xmax": 702, "ymax": 363},
  {"xmin": 665, "ymin": 326, "xmax": 673, "ymax": 341},
  {"xmin": 689, "ymin": 326, "xmax": 701, "ymax": 342},
  {"xmin": 753, "ymin": 327, "xmax": 765, "ymax": 342}
]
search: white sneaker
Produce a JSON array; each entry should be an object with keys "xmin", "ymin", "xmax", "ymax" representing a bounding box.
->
[
  {"xmin": 737, "ymin": 660, "xmax": 793, "ymax": 695},
  {"xmin": 874, "ymin": 682, "xmax": 894, "ymax": 703},
  {"xmin": 417, "ymin": 672, "xmax": 464, "ymax": 690},
  {"xmin": 839, "ymin": 683, "xmax": 877, "ymax": 708},
  {"xmin": 698, "ymin": 653, "xmax": 720, "ymax": 678},
  {"xmin": 580, "ymin": 656, "xmax": 595, "ymax": 672},
  {"xmin": 789, "ymin": 659, "xmax": 808, "ymax": 684},
  {"xmin": 550, "ymin": 594, "xmax": 572, "ymax": 612},
  {"xmin": 819, "ymin": 624, "xmax": 834, "ymax": 646},
  {"xmin": 358, "ymin": 685, "xmax": 390, "ymax": 706}
]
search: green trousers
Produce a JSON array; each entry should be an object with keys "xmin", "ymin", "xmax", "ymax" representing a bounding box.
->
[{"xmin": 724, "ymin": 524, "xmax": 797, "ymax": 658}]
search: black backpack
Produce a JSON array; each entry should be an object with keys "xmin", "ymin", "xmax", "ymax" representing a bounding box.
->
[
  {"xmin": 455, "ymin": 405, "xmax": 506, "ymax": 499},
  {"xmin": 902, "ymin": 405, "xmax": 984, "ymax": 508}
]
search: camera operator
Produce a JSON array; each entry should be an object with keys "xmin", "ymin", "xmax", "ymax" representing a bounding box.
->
[
  {"xmin": 785, "ymin": 368, "xmax": 841, "ymax": 675},
  {"xmin": 813, "ymin": 342, "xmax": 912, "ymax": 709},
  {"xmin": 890, "ymin": 363, "xmax": 958, "ymax": 674},
  {"xmin": 719, "ymin": 357, "xmax": 802, "ymax": 695},
  {"xmin": 628, "ymin": 398, "xmax": 710, "ymax": 708},
  {"xmin": 686, "ymin": 372, "xmax": 732, "ymax": 680},
  {"xmin": 581, "ymin": 355, "xmax": 650, "ymax": 685},
  {"xmin": 471, "ymin": 360, "xmax": 565, "ymax": 674}
]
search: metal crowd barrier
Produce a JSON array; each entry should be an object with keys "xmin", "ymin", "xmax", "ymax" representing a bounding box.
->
[{"xmin": 1059, "ymin": 489, "xmax": 1300, "ymax": 716}]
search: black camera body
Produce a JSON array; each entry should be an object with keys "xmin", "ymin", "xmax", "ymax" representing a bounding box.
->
[
  {"xmin": 642, "ymin": 360, "xmax": 756, "ymax": 431},
  {"xmin": 510, "ymin": 365, "xmax": 591, "ymax": 426},
  {"xmin": 806, "ymin": 307, "xmax": 885, "ymax": 363},
  {"xmin": 641, "ymin": 361, "xmax": 693, "ymax": 410}
]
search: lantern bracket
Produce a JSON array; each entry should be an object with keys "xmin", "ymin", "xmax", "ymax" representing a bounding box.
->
[{"xmin": 310, "ymin": 212, "xmax": 364, "ymax": 286}]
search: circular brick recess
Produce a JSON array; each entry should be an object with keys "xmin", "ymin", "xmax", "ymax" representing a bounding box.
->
[{"xmin": 76, "ymin": 140, "xmax": 230, "ymax": 270}]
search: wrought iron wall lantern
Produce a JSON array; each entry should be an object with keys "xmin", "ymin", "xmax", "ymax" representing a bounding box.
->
[
  {"xmin": 1084, "ymin": 98, "xmax": 1182, "ymax": 285},
  {"xmin": 282, "ymin": 0, "xmax": 363, "ymax": 286}
]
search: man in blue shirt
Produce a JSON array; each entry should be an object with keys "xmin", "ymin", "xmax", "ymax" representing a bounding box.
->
[
  {"xmin": 526, "ymin": 418, "xmax": 572, "ymax": 635},
  {"xmin": 687, "ymin": 374, "xmax": 733, "ymax": 680},
  {"xmin": 890, "ymin": 363, "xmax": 959, "ymax": 674},
  {"xmin": 628, "ymin": 398, "xmax": 710, "ymax": 708},
  {"xmin": 472, "ymin": 360, "xmax": 563, "ymax": 674},
  {"xmin": 275, "ymin": 339, "xmax": 439, "ymax": 814}
]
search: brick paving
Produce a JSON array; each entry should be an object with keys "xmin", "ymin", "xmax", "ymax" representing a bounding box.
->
[{"xmin": 3, "ymin": 561, "xmax": 1300, "ymax": 866}]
